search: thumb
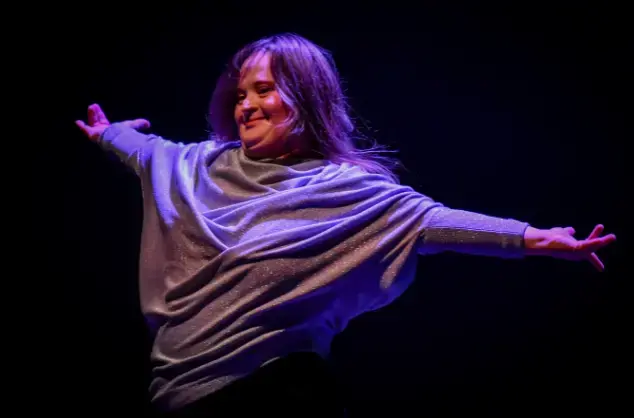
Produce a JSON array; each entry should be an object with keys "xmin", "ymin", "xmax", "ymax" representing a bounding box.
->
[{"xmin": 123, "ymin": 118, "xmax": 151, "ymax": 130}]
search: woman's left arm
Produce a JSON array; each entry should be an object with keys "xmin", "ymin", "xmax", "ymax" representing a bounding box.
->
[{"xmin": 416, "ymin": 203, "xmax": 616, "ymax": 271}]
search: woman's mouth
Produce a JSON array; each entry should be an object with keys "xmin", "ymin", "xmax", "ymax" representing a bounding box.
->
[{"xmin": 244, "ymin": 117, "xmax": 266, "ymax": 127}]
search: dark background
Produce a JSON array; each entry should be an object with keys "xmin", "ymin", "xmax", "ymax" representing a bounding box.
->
[{"xmin": 55, "ymin": 3, "xmax": 627, "ymax": 416}]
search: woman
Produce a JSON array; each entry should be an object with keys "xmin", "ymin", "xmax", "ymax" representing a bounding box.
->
[{"xmin": 75, "ymin": 33, "xmax": 615, "ymax": 417}]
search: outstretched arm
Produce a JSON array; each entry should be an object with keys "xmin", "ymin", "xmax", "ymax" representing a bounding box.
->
[{"xmin": 418, "ymin": 203, "xmax": 616, "ymax": 272}]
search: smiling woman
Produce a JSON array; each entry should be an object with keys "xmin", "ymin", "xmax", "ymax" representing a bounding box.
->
[
  {"xmin": 208, "ymin": 33, "xmax": 401, "ymax": 179},
  {"xmin": 74, "ymin": 32, "xmax": 616, "ymax": 418}
]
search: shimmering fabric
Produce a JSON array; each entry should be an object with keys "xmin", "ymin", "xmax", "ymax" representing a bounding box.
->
[{"xmin": 99, "ymin": 123, "xmax": 529, "ymax": 412}]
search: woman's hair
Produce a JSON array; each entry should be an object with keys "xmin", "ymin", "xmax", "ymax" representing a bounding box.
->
[{"xmin": 208, "ymin": 32, "xmax": 402, "ymax": 183}]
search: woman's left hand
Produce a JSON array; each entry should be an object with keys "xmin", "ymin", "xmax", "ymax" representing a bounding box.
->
[{"xmin": 524, "ymin": 224, "xmax": 617, "ymax": 272}]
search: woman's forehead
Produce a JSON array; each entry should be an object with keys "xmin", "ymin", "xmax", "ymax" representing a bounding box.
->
[{"xmin": 239, "ymin": 51, "xmax": 272, "ymax": 82}]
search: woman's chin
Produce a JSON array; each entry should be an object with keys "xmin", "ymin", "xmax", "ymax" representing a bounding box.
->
[
  {"xmin": 242, "ymin": 139, "xmax": 272, "ymax": 158},
  {"xmin": 242, "ymin": 137, "xmax": 262, "ymax": 150},
  {"xmin": 241, "ymin": 135, "xmax": 290, "ymax": 159}
]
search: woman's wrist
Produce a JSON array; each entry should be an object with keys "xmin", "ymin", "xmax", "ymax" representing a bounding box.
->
[{"xmin": 524, "ymin": 226, "xmax": 550, "ymax": 255}]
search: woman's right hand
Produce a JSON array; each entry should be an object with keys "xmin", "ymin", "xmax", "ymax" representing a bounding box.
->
[{"xmin": 75, "ymin": 103, "xmax": 151, "ymax": 142}]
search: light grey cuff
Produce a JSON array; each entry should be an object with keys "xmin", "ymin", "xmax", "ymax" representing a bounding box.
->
[
  {"xmin": 419, "ymin": 207, "xmax": 530, "ymax": 259},
  {"xmin": 97, "ymin": 123, "xmax": 127, "ymax": 149}
]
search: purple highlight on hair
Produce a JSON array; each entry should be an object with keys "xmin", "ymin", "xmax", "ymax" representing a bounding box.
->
[{"xmin": 207, "ymin": 33, "xmax": 402, "ymax": 183}]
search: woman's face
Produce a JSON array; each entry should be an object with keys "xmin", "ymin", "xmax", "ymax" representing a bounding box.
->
[{"xmin": 234, "ymin": 52, "xmax": 292, "ymax": 159}]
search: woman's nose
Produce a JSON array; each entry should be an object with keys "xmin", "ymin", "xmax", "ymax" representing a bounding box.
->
[
  {"xmin": 240, "ymin": 95, "xmax": 257, "ymax": 110},
  {"xmin": 239, "ymin": 99, "xmax": 258, "ymax": 121}
]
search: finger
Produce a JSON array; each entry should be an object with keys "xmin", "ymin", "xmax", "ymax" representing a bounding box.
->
[
  {"xmin": 587, "ymin": 224, "xmax": 604, "ymax": 240},
  {"xmin": 588, "ymin": 253, "xmax": 604, "ymax": 272},
  {"xmin": 88, "ymin": 104, "xmax": 99, "ymax": 125},
  {"xmin": 95, "ymin": 105, "xmax": 110, "ymax": 124},
  {"xmin": 123, "ymin": 118, "xmax": 151, "ymax": 130},
  {"xmin": 75, "ymin": 119, "xmax": 90, "ymax": 134},
  {"xmin": 578, "ymin": 234, "xmax": 617, "ymax": 253},
  {"xmin": 564, "ymin": 227, "xmax": 576, "ymax": 236}
]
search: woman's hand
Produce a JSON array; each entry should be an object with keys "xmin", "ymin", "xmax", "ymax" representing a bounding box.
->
[
  {"xmin": 524, "ymin": 224, "xmax": 616, "ymax": 272},
  {"xmin": 75, "ymin": 103, "xmax": 151, "ymax": 142}
]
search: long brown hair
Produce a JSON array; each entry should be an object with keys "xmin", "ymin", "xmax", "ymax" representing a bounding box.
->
[{"xmin": 208, "ymin": 33, "xmax": 401, "ymax": 183}]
